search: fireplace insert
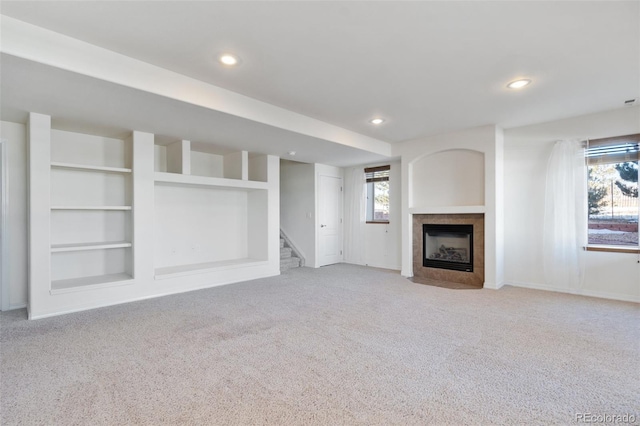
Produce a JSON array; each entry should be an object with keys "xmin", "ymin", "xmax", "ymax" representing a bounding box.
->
[{"xmin": 423, "ymin": 224, "xmax": 473, "ymax": 272}]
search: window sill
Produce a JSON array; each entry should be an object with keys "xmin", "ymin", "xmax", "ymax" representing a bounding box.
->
[
  {"xmin": 366, "ymin": 221, "xmax": 389, "ymax": 225},
  {"xmin": 586, "ymin": 245, "xmax": 639, "ymax": 254}
]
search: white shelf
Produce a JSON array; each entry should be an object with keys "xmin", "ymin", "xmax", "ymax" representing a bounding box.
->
[
  {"xmin": 155, "ymin": 258, "xmax": 268, "ymax": 280},
  {"xmin": 154, "ymin": 172, "xmax": 268, "ymax": 191},
  {"xmin": 51, "ymin": 162, "xmax": 131, "ymax": 173},
  {"xmin": 50, "ymin": 272, "xmax": 133, "ymax": 294},
  {"xmin": 51, "ymin": 206, "xmax": 132, "ymax": 211},
  {"xmin": 409, "ymin": 205, "xmax": 486, "ymax": 214},
  {"xmin": 51, "ymin": 241, "xmax": 132, "ymax": 253}
]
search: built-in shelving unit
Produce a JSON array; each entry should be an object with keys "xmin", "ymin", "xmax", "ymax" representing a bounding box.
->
[
  {"xmin": 28, "ymin": 112, "xmax": 279, "ymax": 319},
  {"xmin": 153, "ymin": 140, "xmax": 271, "ymax": 280},
  {"xmin": 29, "ymin": 121, "xmax": 135, "ymax": 293}
]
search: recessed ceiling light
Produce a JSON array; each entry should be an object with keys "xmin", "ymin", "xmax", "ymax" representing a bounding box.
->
[
  {"xmin": 370, "ymin": 118, "xmax": 384, "ymax": 125},
  {"xmin": 219, "ymin": 54, "xmax": 239, "ymax": 66},
  {"xmin": 507, "ymin": 79, "xmax": 531, "ymax": 89}
]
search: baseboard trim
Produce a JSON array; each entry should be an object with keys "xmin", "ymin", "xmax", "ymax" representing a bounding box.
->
[
  {"xmin": 2, "ymin": 303, "xmax": 27, "ymax": 311},
  {"xmin": 507, "ymin": 281, "xmax": 640, "ymax": 303},
  {"xmin": 342, "ymin": 260, "xmax": 401, "ymax": 271},
  {"xmin": 482, "ymin": 281, "xmax": 505, "ymax": 290}
]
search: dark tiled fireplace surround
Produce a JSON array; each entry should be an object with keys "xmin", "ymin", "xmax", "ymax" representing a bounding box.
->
[{"xmin": 412, "ymin": 214, "xmax": 484, "ymax": 287}]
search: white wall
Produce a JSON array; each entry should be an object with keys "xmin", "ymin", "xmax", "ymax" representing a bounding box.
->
[
  {"xmin": 154, "ymin": 185, "xmax": 249, "ymax": 268},
  {"xmin": 191, "ymin": 151, "xmax": 223, "ymax": 178},
  {"xmin": 0, "ymin": 121, "xmax": 28, "ymax": 309},
  {"xmin": 504, "ymin": 106, "xmax": 640, "ymax": 302},
  {"xmin": 343, "ymin": 161, "xmax": 401, "ymax": 270},
  {"xmin": 280, "ymin": 160, "xmax": 316, "ymax": 264},
  {"xmin": 411, "ymin": 150, "xmax": 485, "ymax": 208}
]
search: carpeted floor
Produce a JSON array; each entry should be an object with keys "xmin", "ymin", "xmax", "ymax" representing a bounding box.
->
[{"xmin": 1, "ymin": 264, "xmax": 638, "ymax": 425}]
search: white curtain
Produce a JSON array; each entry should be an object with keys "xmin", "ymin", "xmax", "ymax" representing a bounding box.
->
[
  {"xmin": 344, "ymin": 167, "xmax": 366, "ymax": 265},
  {"xmin": 543, "ymin": 139, "xmax": 588, "ymax": 290}
]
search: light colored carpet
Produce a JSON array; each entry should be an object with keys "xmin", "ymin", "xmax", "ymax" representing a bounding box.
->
[{"xmin": 1, "ymin": 264, "xmax": 638, "ymax": 425}]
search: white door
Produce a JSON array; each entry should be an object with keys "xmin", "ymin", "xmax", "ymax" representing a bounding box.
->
[{"xmin": 318, "ymin": 174, "xmax": 343, "ymax": 266}]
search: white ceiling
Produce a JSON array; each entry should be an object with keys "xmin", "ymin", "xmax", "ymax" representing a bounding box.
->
[
  {"xmin": 0, "ymin": 54, "xmax": 391, "ymax": 166},
  {"xmin": 1, "ymin": 1, "xmax": 639, "ymax": 163}
]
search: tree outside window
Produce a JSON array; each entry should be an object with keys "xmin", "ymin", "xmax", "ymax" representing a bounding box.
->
[{"xmin": 587, "ymin": 135, "xmax": 639, "ymax": 246}]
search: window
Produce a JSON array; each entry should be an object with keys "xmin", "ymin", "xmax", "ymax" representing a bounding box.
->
[
  {"xmin": 586, "ymin": 134, "xmax": 639, "ymax": 247},
  {"xmin": 365, "ymin": 165, "xmax": 390, "ymax": 223}
]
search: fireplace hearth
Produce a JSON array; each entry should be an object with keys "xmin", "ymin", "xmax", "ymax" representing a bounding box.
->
[{"xmin": 423, "ymin": 224, "xmax": 473, "ymax": 272}]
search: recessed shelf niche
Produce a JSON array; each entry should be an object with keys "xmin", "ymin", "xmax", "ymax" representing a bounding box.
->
[
  {"xmin": 153, "ymin": 182, "xmax": 268, "ymax": 279},
  {"xmin": 47, "ymin": 128, "xmax": 134, "ymax": 291},
  {"xmin": 51, "ymin": 248, "xmax": 133, "ymax": 292},
  {"xmin": 154, "ymin": 140, "xmax": 244, "ymax": 178},
  {"xmin": 152, "ymin": 139, "xmax": 270, "ymax": 279},
  {"xmin": 51, "ymin": 167, "xmax": 131, "ymax": 207},
  {"xmin": 154, "ymin": 140, "xmax": 268, "ymax": 182}
]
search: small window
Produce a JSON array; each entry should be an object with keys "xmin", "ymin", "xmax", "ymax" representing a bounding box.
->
[
  {"xmin": 365, "ymin": 165, "xmax": 390, "ymax": 223},
  {"xmin": 586, "ymin": 134, "xmax": 639, "ymax": 247}
]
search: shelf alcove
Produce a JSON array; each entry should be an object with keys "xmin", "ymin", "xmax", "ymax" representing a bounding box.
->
[{"xmin": 153, "ymin": 181, "xmax": 268, "ymax": 279}]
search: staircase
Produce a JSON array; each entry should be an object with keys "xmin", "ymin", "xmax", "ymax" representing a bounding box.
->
[{"xmin": 280, "ymin": 236, "xmax": 301, "ymax": 272}]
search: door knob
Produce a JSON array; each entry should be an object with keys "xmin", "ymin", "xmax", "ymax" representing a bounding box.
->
[{"xmin": 320, "ymin": 224, "xmax": 326, "ymax": 228}]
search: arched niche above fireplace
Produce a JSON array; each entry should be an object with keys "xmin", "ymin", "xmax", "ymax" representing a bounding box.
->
[{"xmin": 409, "ymin": 149, "xmax": 485, "ymax": 208}]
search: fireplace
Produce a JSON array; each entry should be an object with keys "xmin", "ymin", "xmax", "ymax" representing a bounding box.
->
[
  {"xmin": 413, "ymin": 214, "xmax": 484, "ymax": 287},
  {"xmin": 423, "ymin": 224, "xmax": 473, "ymax": 272}
]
